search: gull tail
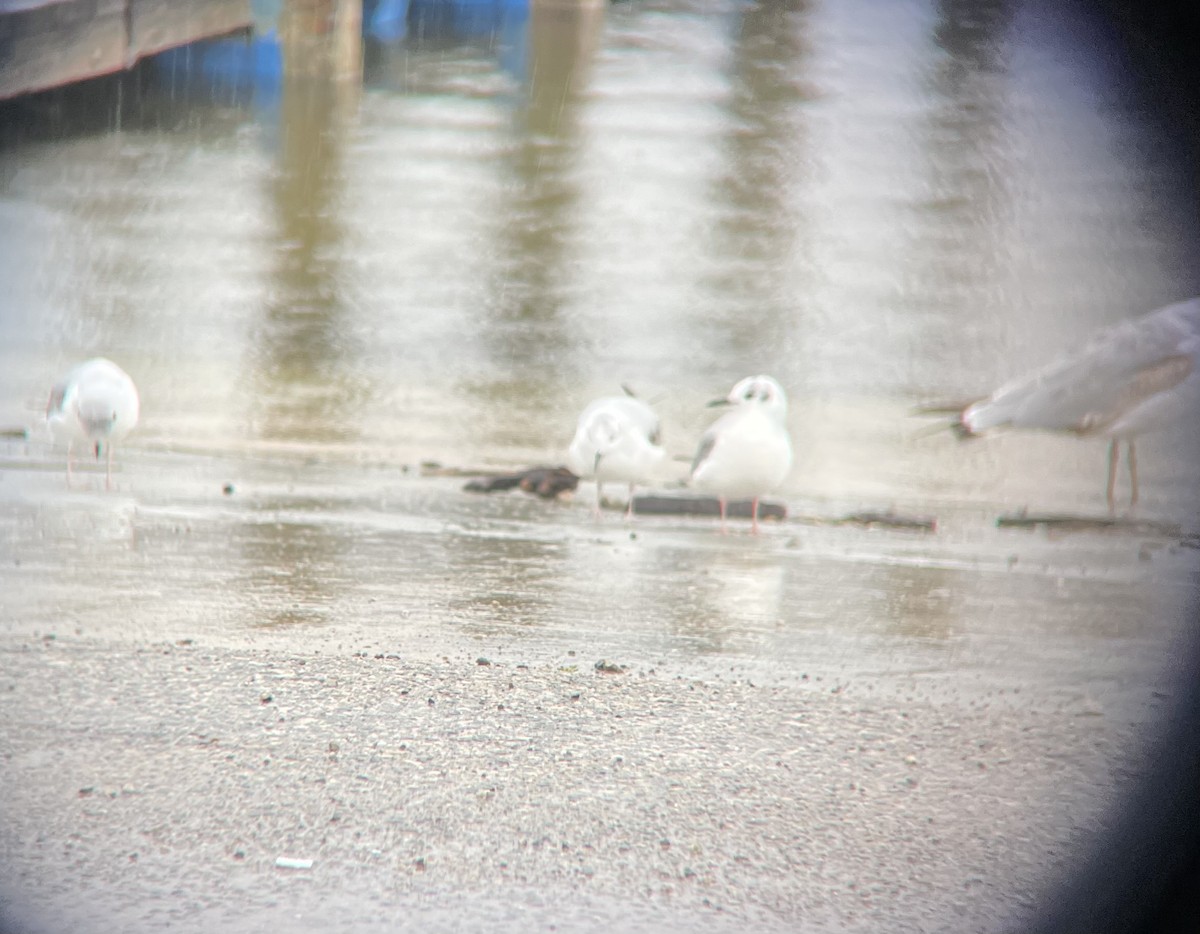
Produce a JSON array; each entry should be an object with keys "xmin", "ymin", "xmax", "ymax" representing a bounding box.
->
[{"xmin": 622, "ymin": 382, "xmax": 669, "ymax": 408}]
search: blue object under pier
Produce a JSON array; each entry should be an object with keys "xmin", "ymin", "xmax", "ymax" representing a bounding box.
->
[{"xmin": 150, "ymin": 0, "xmax": 530, "ymax": 103}]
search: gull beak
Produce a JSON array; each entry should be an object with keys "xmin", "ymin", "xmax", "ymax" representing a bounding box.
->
[{"xmin": 706, "ymin": 397, "xmax": 731, "ymax": 408}]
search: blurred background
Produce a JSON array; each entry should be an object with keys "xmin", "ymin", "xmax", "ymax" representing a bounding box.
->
[
  {"xmin": 2, "ymin": 0, "xmax": 1200, "ymax": 930},
  {"xmin": 1, "ymin": 0, "xmax": 1197, "ymax": 508}
]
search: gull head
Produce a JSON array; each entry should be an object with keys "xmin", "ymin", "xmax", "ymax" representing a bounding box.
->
[
  {"xmin": 77, "ymin": 400, "xmax": 120, "ymax": 440},
  {"xmin": 710, "ymin": 375, "xmax": 789, "ymax": 420}
]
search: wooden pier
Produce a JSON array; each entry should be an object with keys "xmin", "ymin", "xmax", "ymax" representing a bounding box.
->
[
  {"xmin": 0, "ymin": 0, "xmax": 253, "ymax": 101},
  {"xmin": 0, "ymin": 0, "xmax": 548, "ymax": 104}
]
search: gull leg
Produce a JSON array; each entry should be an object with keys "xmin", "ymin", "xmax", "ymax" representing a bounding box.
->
[
  {"xmin": 1127, "ymin": 440, "xmax": 1138, "ymax": 513},
  {"xmin": 718, "ymin": 497, "xmax": 728, "ymax": 535},
  {"xmin": 1106, "ymin": 438, "xmax": 1119, "ymax": 515},
  {"xmin": 106, "ymin": 445, "xmax": 114, "ymax": 491},
  {"xmin": 593, "ymin": 482, "xmax": 603, "ymax": 520},
  {"xmin": 66, "ymin": 442, "xmax": 74, "ymax": 487},
  {"xmin": 625, "ymin": 483, "xmax": 636, "ymax": 520},
  {"xmin": 750, "ymin": 497, "xmax": 760, "ymax": 535}
]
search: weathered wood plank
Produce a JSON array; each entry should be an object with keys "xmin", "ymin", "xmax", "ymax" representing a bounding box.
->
[
  {"xmin": 0, "ymin": 0, "xmax": 252, "ymax": 101},
  {"xmin": 463, "ymin": 466, "xmax": 580, "ymax": 499},
  {"xmin": 0, "ymin": 0, "xmax": 127, "ymax": 100},
  {"xmin": 129, "ymin": 0, "xmax": 250, "ymax": 61}
]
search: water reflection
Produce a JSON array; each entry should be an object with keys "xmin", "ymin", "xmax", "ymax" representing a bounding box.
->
[
  {"xmin": 862, "ymin": 559, "xmax": 960, "ymax": 643},
  {"xmin": 219, "ymin": 8, "xmax": 368, "ymax": 449},
  {"xmin": 250, "ymin": 67, "xmax": 366, "ymax": 446},
  {"xmin": 523, "ymin": 0, "xmax": 603, "ymax": 137},
  {"xmin": 902, "ymin": 0, "xmax": 1013, "ymax": 336},
  {"xmin": 443, "ymin": 527, "xmax": 566, "ymax": 631},
  {"xmin": 469, "ymin": 0, "xmax": 607, "ymax": 416},
  {"xmin": 673, "ymin": 548, "xmax": 789, "ymax": 656},
  {"xmin": 646, "ymin": 537, "xmax": 965, "ymax": 665},
  {"xmin": 705, "ymin": 0, "xmax": 815, "ymax": 361},
  {"xmin": 236, "ymin": 510, "xmax": 347, "ymax": 628}
]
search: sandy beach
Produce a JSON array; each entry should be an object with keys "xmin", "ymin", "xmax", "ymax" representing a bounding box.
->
[{"xmin": 0, "ymin": 624, "xmax": 1167, "ymax": 934}]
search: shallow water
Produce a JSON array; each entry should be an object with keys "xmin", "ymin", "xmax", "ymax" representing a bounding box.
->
[{"xmin": 1, "ymin": 0, "xmax": 1199, "ymax": 929}]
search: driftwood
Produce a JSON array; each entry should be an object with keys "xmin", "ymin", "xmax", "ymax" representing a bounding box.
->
[
  {"xmin": 821, "ymin": 510, "xmax": 937, "ymax": 532},
  {"xmin": 785, "ymin": 510, "xmax": 937, "ymax": 531},
  {"xmin": 463, "ymin": 466, "xmax": 579, "ymax": 499},
  {"xmin": 996, "ymin": 513, "xmax": 1181, "ymax": 536}
]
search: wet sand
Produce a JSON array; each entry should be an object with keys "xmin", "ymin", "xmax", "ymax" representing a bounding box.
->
[
  {"xmin": 1, "ymin": 432, "xmax": 1197, "ymax": 932},
  {"xmin": 0, "ymin": 626, "xmax": 1166, "ymax": 934}
]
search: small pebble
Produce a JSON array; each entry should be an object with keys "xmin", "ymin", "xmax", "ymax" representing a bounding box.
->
[{"xmin": 275, "ymin": 857, "xmax": 313, "ymax": 870}]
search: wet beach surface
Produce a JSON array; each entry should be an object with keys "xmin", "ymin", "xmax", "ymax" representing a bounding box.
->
[
  {"xmin": 3, "ymin": 0, "xmax": 1200, "ymax": 930},
  {"xmin": 0, "ymin": 631, "xmax": 1163, "ymax": 934},
  {"xmin": 1, "ymin": 434, "xmax": 1198, "ymax": 933}
]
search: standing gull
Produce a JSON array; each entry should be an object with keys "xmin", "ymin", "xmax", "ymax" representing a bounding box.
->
[
  {"xmin": 47, "ymin": 357, "xmax": 140, "ymax": 489},
  {"xmin": 690, "ymin": 375, "xmax": 793, "ymax": 533},
  {"xmin": 946, "ymin": 297, "xmax": 1200, "ymax": 513},
  {"xmin": 566, "ymin": 391, "xmax": 665, "ymax": 518}
]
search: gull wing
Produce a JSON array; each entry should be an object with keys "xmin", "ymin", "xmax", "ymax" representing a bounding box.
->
[
  {"xmin": 963, "ymin": 299, "xmax": 1200, "ymax": 435},
  {"xmin": 690, "ymin": 430, "xmax": 717, "ymax": 477}
]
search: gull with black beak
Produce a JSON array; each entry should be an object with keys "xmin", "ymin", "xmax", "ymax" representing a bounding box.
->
[
  {"xmin": 690, "ymin": 375, "xmax": 793, "ymax": 533},
  {"xmin": 47, "ymin": 357, "xmax": 140, "ymax": 489},
  {"xmin": 567, "ymin": 388, "xmax": 665, "ymax": 518}
]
